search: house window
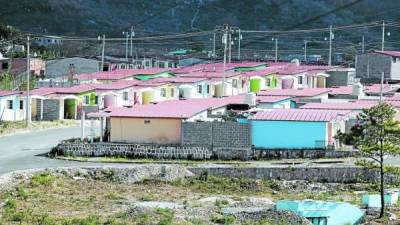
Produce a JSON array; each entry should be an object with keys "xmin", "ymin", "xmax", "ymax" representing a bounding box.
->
[
  {"xmin": 298, "ymin": 76, "xmax": 303, "ymax": 84},
  {"xmin": 161, "ymin": 88, "xmax": 166, "ymax": 97},
  {"xmin": 232, "ymin": 79, "xmax": 238, "ymax": 88},
  {"xmin": 84, "ymin": 96, "xmax": 90, "ymax": 105},
  {"xmin": 197, "ymin": 85, "xmax": 202, "ymax": 94},
  {"xmin": 1, "ymin": 62, "xmax": 9, "ymax": 70},
  {"xmin": 266, "ymin": 78, "xmax": 271, "ymax": 87},
  {"xmin": 94, "ymin": 96, "xmax": 99, "ymax": 105},
  {"xmin": 207, "ymin": 85, "xmax": 210, "ymax": 94},
  {"xmin": 123, "ymin": 92, "xmax": 129, "ymax": 101},
  {"xmin": 170, "ymin": 88, "xmax": 174, "ymax": 97},
  {"xmin": 7, "ymin": 100, "xmax": 13, "ymax": 109},
  {"xmin": 19, "ymin": 100, "xmax": 24, "ymax": 110},
  {"xmin": 144, "ymin": 120, "xmax": 151, "ymax": 124}
]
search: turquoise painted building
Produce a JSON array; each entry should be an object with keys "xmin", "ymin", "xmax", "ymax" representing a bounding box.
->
[
  {"xmin": 251, "ymin": 120, "xmax": 328, "ymax": 149},
  {"xmin": 362, "ymin": 191, "xmax": 399, "ymax": 208},
  {"xmin": 248, "ymin": 109, "xmax": 345, "ymax": 149},
  {"xmin": 277, "ymin": 200, "xmax": 364, "ymax": 225}
]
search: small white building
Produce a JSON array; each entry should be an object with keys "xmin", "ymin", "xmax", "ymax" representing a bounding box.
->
[{"xmin": 0, "ymin": 91, "xmax": 25, "ymax": 121}]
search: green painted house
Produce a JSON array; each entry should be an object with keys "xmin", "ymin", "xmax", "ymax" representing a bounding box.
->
[{"xmin": 134, "ymin": 71, "xmax": 175, "ymax": 81}]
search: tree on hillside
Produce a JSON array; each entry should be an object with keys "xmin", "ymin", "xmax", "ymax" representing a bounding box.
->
[{"xmin": 348, "ymin": 103, "xmax": 400, "ymax": 218}]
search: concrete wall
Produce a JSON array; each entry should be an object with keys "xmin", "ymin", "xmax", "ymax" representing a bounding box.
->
[
  {"xmin": 110, "ymin": 117, "xmax": 182, "ymax": 144},
  {"xmin": 251, "ymin": 120, "xmax": 327, "ymax": 149},
  {"xmin": 181, "ymin": 122, "xmax": 251, "ymax": 148},
  {"xmin": 36, "ymin": 99, "xmax": 60, "ymax": 121},
  {"xmin": 326, "ymin": 71, "xmax": 352, "ymax": 87},
  {"xmin": 356, "ymin": 53, "xmax": 391, "ymax": 81}
]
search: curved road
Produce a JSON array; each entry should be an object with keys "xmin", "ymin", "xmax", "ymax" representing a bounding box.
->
[
  {"xmin": 0, "ymin": 127, "xmax": 399, "ymax": 175},
  {"xmin": 0, "ymin": 126, "xmax": 105, "ymax": 174}
]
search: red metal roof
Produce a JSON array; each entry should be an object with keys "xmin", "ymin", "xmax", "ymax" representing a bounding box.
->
[
  {"xmin": 257, "ymin": 96, "xmax": 291, "ymax": 103},
  {"xmin": 180, "ymin": 71, "xmax": 240, "ymax": 79},
  {"xmin": 248, "ymin": 109, "xmax": 350, "ymax": 122},
  {"xmin": 300, "ymin": 102, "xmax": 377, "ymax": 110},
  {"xmin": 94, "ymin": 95, "xmax": 247, "ymax": 119},
  {"xmin": 144, "ymin": 77, "xmax": 208, "ymax": 84},
  {"xmin": 363, "ymin": 84, "xmax": 392, "ymax": 94},
  {"xmin": 0, "ymin": 90, "xmax": 20, "ymax": 97},
  {"xmin": 375, "ymin": 51, "xmax": 400, "ymax": 58},
  {"xmin": 172, "ymin": 62, "xmax": 267, "ymax": 74},
  {"xmin": 77, "ymin": 68, "xmax": 170, "ymax": 81},
  {"xmin": 328, "ymin": 86, "xmax": 353, "ymax": 95},
  {"xmin": 258, "ymin": 88, "xmax": 330, "ymax": 97}
]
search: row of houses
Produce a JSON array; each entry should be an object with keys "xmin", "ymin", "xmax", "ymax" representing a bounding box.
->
[{"xmin": 2, "ymin": 59, "xmax": 400, "ymax": 150}]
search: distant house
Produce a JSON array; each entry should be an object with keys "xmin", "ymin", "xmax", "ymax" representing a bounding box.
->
[
  {"xmin": 0, "ymin": 91, "xmax": 25, "ymax": 121},
  {"xmin": 35, "ymin": 36, "xmax": 63, "ymax": 46},
  {"xmin": 27, "ymin": 85, "xmax": 98, "ymax": 120},
  {"xmin": 91, "ymin": 95, "xmax": 250, "ymax": 144},
  {"xmin": 326, "ymin": 68, "xmax": 356, "ymax": 87},
  {"xmin": 277, "ymin": 200, "xmax": 364, "ymax": 225},
  {"xmin": 257, "ymin": 88, "xmax": 330, "ymax": 105},
  {"xmin": 256, "ymin": 96, "xmax": 293, "ymax": 109},
  {"xmin": 249, "ymin": 109, "xmax": 348, "ymax": 149},
  {"xmin": 356, "ymin": 50, "xmax": 400, "ymax": 82},
  {"xmin": 45, "ymin": 57, "xmax": 100, "ymax": 79},
  {"xmin": 77, "ymin": 68, "xmax": 173, "ymax": 84}
]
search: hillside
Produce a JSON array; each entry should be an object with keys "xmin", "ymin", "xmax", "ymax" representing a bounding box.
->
[{"xmin": 0, "ymin": 0, "xmax": 399, "ymax": 36}]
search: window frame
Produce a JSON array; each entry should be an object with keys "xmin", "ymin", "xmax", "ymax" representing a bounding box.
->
[{"xmin": 7, "ymin": 100, "xmax": 13, "ymax": 110}]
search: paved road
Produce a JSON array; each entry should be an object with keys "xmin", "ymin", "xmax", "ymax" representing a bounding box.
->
[
  {"xmin": 0, "ymin": 126, "xmax": 399, "ymax": 175},
  {"xmin": 0, "ymin": 126, "xmax": 104, "ymax": 174}
]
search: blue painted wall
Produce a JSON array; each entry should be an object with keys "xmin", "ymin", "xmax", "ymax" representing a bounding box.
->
[
  {"xmin": 277, "ymin": 200, "xmax": 364, "ymax": 225},
  {"xmin": 251, "ymin": 120, "xmax": 327, "ymax": 149}
]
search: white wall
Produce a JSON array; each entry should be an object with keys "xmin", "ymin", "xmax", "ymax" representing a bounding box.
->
[
  {"xmin": 391, "ymin": 58, "xmax": 400, "ymax": 80},
  {"xmin": 0, "ymin": 95, "xmax": 25, "ymax": 121}
]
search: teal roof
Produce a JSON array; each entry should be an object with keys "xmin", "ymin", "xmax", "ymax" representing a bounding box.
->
[{"xmin": 277, "ymin": 200, "xmax": 355, "ymax": 217}]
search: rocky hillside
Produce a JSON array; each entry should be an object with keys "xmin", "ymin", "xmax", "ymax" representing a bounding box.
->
[{"xmin": 0, "ymin": 0, "xmax": 399, "ymax": 36}]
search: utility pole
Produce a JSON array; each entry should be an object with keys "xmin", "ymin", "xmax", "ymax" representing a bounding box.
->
[
  {"xmin": 379, "ymin": 72, "xmax": 384, "ymax": 104},
  {"xmin": 228, "ymin": 26, "xmax": 232, "ymax": 63},
  {"xmin": 222, "ymin": 25, "xmax": 229, "ymax": 97},
  {"xmin": 123, "ymin": 31, "xmax": 129, "ymax": 60},
  {"xmin": 304, "ymin": 40, "xmax": 307, "ymax": 63},
  {"xmin": 273, "ymin": 38, "xmax": 278, "ymax": 63},
  {"xmin": 361, "ymin": 36, "xmax": 365, "ymax": 54},
  {"xmin": 237, "ymin": 29, "xmax": 242, "ymax": 61},
  {"xmin": 130, "ymin": 26, "xmax": 135, "ymax": 62},
  {"xmin": 382, "ymin": 20, "xmax": 385, "ymax": 51},
  {"xmin": 101, "ymin": 35, "xmax": 106, "ymax": 71},
  {"xmin": 328, "ymin": 25, "xmax": 333, "ymax": 66},
  {"xmin": 26, "ymin": 35, "xmax": 31, "ymax": 127},
  {"xmin": 212, "ymin": 30, "xmax": 216, "ymax": 59}
]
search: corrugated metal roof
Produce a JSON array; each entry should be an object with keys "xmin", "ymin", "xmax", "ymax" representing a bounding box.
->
[
  {"xmin": 258, "ymin": 88, "xmax": 330, "ymax": 97},
  {"xmin": 248, "ymin": 109, "xmax": 349, "ymax": 122}
]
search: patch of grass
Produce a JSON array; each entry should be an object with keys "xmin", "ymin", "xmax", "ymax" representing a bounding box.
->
[
  {"xmin": 31, "ymin": 172, "xmax": 55, "ymax": 187},
  {"xmin": 155, "ymin": 208, "xmax": 175, "ymax": 225},
  {"xmin": 210, "ymin": 214, "xmax": 235, "ymax": 225},
  {"xmin": 215, "ymin": 199, "xmax": 230, "ymax": 208}
]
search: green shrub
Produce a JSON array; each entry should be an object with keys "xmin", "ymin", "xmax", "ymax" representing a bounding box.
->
[
  {"xmin": 210, "ymin": 214, "xmax": 235, "ymax": 225},
  {"xmin": 155, "ymin": 208, "xmax": 174, "ymax": 225},
  {"xmin": 31, "ymin": 172, "xmax": 55, "ymax": 187}
]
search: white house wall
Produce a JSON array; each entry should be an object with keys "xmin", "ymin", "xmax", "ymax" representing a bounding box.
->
[{"xmin": 0, "ymin": 95, "xmax": 26, "ymax": 121}]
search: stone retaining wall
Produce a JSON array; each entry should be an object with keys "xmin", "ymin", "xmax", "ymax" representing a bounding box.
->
[
  {"xmin": 189, "ymin": 166, "xmax": 398, "ymax": 183},
  {"xmin": 54, "ymin": 142, "xmax": 360, "ymax": 161},
  {"xmin": 253, "ymin": 149, "xmax": 360, "ymax": 159},
  {"xmin": 56, "ymin": 143, "xmax": 212, "ymax": 160}
]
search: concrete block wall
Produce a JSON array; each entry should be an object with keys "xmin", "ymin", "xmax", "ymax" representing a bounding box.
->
[
  {"xmin": 181, "ymin": 122, "xmax": 251, "ymax": 148},
  {"xmin": 36, "ymin": 99, "xmax": 60, "ymax": 121},
  {"xmin": 356, "ymin": 53, "xmax": 391, "ymax": 81}
]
